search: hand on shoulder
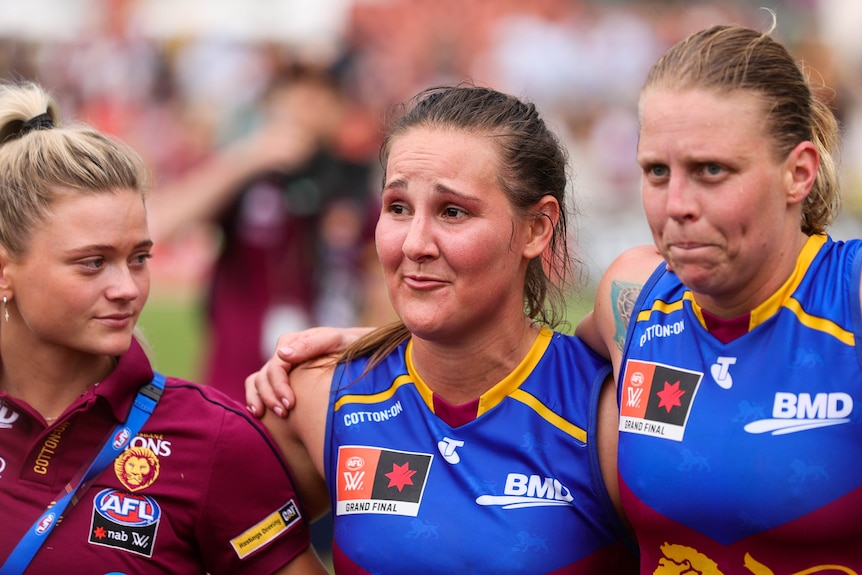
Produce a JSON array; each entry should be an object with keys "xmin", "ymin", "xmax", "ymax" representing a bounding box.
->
[{"xmin": 245, "ymin": 326, "xmax": 373, "ymax": 417}]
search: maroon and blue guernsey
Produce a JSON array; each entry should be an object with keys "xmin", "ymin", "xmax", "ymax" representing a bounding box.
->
[
  {"xmin": 324, "ymin": 328, "xmax": 638, "ymax": 574},
  {"xmin": 618, "ymin": 233, "xmax": 862, "ymax": 572},
  {"xmin": 0, "ymin": 338, "xmax": 312, "ymax": 574}
]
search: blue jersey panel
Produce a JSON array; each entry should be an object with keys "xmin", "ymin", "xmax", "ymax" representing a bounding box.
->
[
  {"xmin": 323, "ymin": 329, "xmax": 636, "ymax": 574},
  {"xmin": 618, "ymin": 234, "xmax": 862, "ymax": 572}
]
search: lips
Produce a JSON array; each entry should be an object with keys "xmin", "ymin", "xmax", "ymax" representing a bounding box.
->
[
  {"xmin": 665, "ymin": 241, "xmax": 715, "ymax": 258},
  {"xmin": 402, "ymin": 274, "xmax": 447, "ymax": 289},
  {"xmin": 97, "ymin": 313, "xmax": 135, "ymax": 328}
]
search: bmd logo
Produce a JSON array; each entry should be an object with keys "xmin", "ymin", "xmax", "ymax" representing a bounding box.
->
[
  {"xmin": 475, "ymin": 473, "xmax": 574, "ymax": 509},
  {"xmin": 744, "ymin": 392, "xmax": 853, "ymax": 435}
]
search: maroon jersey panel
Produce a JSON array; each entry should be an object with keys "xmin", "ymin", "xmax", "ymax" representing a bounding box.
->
[{"xmin": 0, "ymin": 338, "xmax": 311, "ymax": 574}]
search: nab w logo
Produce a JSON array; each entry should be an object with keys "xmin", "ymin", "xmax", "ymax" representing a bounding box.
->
[
  {"xmin": 343, "ymin": 471, "xmax": 365, "ymax": 491},
  {"xmin": 744, "ymin": 392, "xmax": 853, "ymax": 435}
]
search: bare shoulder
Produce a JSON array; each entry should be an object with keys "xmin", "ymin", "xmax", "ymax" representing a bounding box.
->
[
  {"xmin": 593, "ymin": 245, "xmax": 663, "ymax": 363},
  {"xmin": 263, "ymin": 358, "xmax": 335, "ymax": 445},
  {"xmin": 596, "ymin": 245, "xmax": 663, "ymax": 311},
  {"xmin": 288, "ymin": 358, "xmax": 338, "ymax": 428},
  {"xmin": 602, "ymin": 245, "xmax": 664, "ymax": 285},
  {"xmin": 261, "ymin": 357, "xmax": 337, "ymax": 517}
]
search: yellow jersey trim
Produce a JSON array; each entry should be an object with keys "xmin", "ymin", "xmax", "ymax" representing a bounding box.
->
[
  {"xmin": 510, "ymin": 388, "xmax": 587, "ymax": 444},
  {"xmin": 405, "ymin": 327, "xmax": 555, "ymax": 415},
  {"xmin": 334, "ymin": 328, "xmax": 588, "ymax": 442},
  {"xmin": 635, "ymin": 235, "xmax": 852, "ymax": 345},
  {"xmin": 333, "ymin": 374, "xmax": 414, "ymax": 412},
  {"xmin": 746, "ymin": 233, "xmax": 826, "ymax": 329}
]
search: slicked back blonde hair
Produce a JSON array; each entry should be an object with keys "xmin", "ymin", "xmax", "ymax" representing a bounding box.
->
[
  {"xmin": 641, "ymin": 23, "xmax": 841, "ymax": 235},
  {"xmin": 0, "ymin": 81, "xmax": 150, "ymax": 256}
]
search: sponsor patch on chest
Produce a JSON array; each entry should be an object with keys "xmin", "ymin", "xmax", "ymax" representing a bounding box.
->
[
  {"xmin": 335, "ymin": 446, "xmax": 432, "ymax": 517},
  {"xmin": 619, "ymin": 360, "xmax": 703, "ymax": 441},
  {"xmin": 89, "ymin": 488, "xmax": 160, "ymax": 557}
]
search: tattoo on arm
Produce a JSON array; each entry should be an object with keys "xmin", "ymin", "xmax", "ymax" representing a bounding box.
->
[{"xmin": 610, "ymin": 280, "xmax": 642, "ymax": 352}]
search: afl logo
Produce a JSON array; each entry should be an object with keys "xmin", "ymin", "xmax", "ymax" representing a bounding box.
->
[
  {"xmin": 35, "ymin": 512, "xmax": 56, "ymax": 535},
  {"xmin": 630, "ymin": 371, "xmax": 645, "ymax": 387},
  {"xmin": 112, "ymin": 427, "xmax": 131, "ymax": 450},
  {"xmin": 346, "ymin": 456, "xmax": 365, "ymax": 471},
  {"xmin": 94, "ymin": 489, "xmax": 160, "ymax": 527}
]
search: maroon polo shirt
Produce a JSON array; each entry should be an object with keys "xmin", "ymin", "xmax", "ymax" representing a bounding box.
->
[{"xmin": 0, "ymin": 338, "xmax": 311, "ymax": 574}]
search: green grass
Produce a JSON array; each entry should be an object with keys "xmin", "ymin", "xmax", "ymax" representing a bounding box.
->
[
  {"xmin": 137, "ymin": 293, "xmax": 207, "ymax": 382},
  {"xmin": 563, "ymin": 290, "xmax": 595, "ymax": 334}
]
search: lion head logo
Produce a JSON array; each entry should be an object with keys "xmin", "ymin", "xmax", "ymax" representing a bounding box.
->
[{"xmin": 114, "ymin": 446, "xmax": 160, "ymax": 492}]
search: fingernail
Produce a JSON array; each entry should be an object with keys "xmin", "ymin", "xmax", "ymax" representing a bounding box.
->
[
  {"xmin": 282, "ymin": 398, "xmax": 291, "ymax": 410},
  {"xmin": 278, "ymin": 346, "xmax": 295, "ymax": 356},
  {"xmin": 273, "ymin": 406, "xmax": 284, "ymax": 417}
]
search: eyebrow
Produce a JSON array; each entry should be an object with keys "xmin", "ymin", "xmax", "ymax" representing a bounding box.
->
[
  {"xmin": 382, "ymin": 178, "xmax": 480, "ymax": 202},
  {"xmin": 66, "ymin": 239, "xmax": 153, "ymax": 256},
  {"xmin": 434, "ymin": 184, "xmax": 480, "ymax": 203}
]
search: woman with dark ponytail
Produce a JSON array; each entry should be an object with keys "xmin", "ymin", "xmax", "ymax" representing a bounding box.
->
[{"xmin": 258, "ymin": 84, "xmax": 638, "ymax": 574}]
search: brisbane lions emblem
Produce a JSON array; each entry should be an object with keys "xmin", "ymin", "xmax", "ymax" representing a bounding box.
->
[{"xmin": 114, "ymin": 446, "xmax": 160, "ymax": 492}]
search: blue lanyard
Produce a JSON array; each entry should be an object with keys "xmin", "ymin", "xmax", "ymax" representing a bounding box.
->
[{"xmin": 0, "ymin": 372, "xmax": 165, "ymax": 575}]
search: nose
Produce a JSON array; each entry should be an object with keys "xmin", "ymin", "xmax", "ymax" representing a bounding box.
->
[
  {"xmin": 106, "ymin": 265, "xmax": 144, "ymax": 301},
  {"xmin": 664, "ymin": 174, "xmax": 699, "ymax": 222},
  {"xmin": 401, "ymin": 214, "xmax": 439, "ymax": 262}
]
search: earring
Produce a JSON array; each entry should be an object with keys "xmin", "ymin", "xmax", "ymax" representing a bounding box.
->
[{"xmin": 3, "ymin": 296, "xmax": 8, "ymax": 322}]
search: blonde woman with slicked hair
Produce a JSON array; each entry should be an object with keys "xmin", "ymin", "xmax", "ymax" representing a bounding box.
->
[{"xmin": 0, "ymin": 81, "xmax": 327, "ymax": 575}]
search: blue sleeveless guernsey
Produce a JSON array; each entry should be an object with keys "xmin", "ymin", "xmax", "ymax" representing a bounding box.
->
[
  {"xmin": 324, "ymin": 327, "xmax": 637, "ymax": 574},
  {"xmin": 618, "ymin": 234, "xmax": 862, "ymax": 572}
]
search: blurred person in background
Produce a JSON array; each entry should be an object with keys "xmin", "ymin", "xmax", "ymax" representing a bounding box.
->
[
  {"xmin": 149, "ymin": 63, "xmax": 392, "ymax": 406},
  {"xmin": 0, "ymin": 80, "xmax": 326, "ymax": 574}
]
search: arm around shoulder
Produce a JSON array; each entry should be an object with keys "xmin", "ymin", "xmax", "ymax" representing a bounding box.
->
[
  {"xmin": 246, "ymin": 326, "xmax": 375, "ymax": 417},
  {"xmin": 262, "ymin": 359, "xmax": 336, "ymax": 520}
]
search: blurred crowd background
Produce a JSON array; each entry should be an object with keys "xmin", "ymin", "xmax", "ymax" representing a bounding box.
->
[{"xmin": 3, "ymin": 0, "xmax": 862, "ymax": 384}]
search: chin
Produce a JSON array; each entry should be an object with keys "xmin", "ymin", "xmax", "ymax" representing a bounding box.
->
[
  {"xmin": 675, "ymin": 271, "xmax": 720, "ymax": 297},
  {"xmin": 95, "ymin": 333, "xmax": 135, "ymax": 357},
  {"xmin": 400, "ymin": 316, "xmax": 445, "ymax": 340}
]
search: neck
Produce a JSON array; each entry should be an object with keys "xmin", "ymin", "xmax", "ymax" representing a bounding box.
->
[
  {"xmin": 410, "ymin": 318, "xmax": 540, "ymax": 405},
  {"xmin": 695, "ymin": 231, "xmax": 812, "ymax": 318},
  {"xmin": 0, "ymin": 353, "xmax": 116, "ymax": 421}
]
